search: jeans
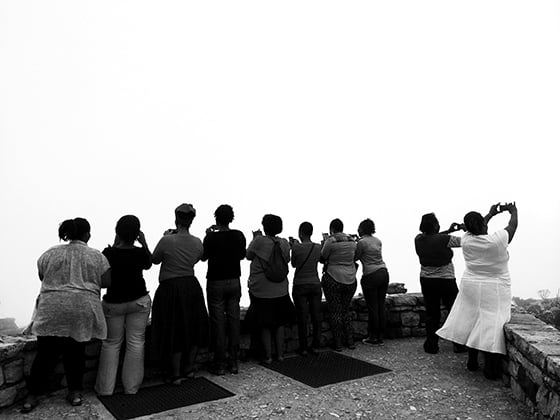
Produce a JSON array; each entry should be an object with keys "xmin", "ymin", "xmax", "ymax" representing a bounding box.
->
[
  {"xmin": 27, "ymin": 336, "xmax": 86, "ymax": 395},
  {"xmin": 420, "ymin": 277, "xmax": 458, "ymax": 350},
  {"xmin": 292, "ymin": 283, "xmax": 322, "ymax": 350},
  {"xmin": 321, "ymin": 274, "xmax": 357, "ymax": 348},
  {"xmin": 207, "ymin": 278, "xmax": 241, "ymax": 366},
  {"xmin": 361, "ymin": 268, "xmax": 389, "ymax": 340},
  {"xmin": 95, "ymin": 294, "xmax": 151, "ymax": 395}
]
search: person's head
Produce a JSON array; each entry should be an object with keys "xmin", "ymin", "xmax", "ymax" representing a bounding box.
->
[
  {"xmin": 262, "ymin": 214, "xmax": 283, "ymax": 236},
  {"xmin": 358, "ymin": 219, "xmax": 376, "ymax": 236},
  {"xmin": 175, "ymin": 203, "xmax": 196, "ymax": 229},
  {"xmin": 58, "ymin": 217, "xmax": 91, "ymax": 242},
  {"xmin": 214, "ymin": 204, "xmax": 234, "ymax": 226},
  {"xmin": 298, "ymin": 221, "xmax": 313, "ymax": 240},
  {"xmin": 329, "ymin": 218, "xmax": 344, "ymax": 235},
  {"xmin": 463, "ymin": 211, "xmax": 487, "ymax": 235},
  {"xmin": 116, "ymin": 215, "xmax": 141, "ymax": 244},
  {"xmin": 419, "ymin": 213, "xmax": 440, "ymax": 234}
]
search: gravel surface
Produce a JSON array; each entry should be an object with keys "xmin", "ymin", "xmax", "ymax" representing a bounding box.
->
[{"xmin": 0, "ymin": 337, "xmax": 533, "ymax": 419}]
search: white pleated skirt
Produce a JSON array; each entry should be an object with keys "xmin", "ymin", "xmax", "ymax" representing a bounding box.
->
[{"xmin": 437, "ymin": 277, "xmax": 511, "ymax": 354}]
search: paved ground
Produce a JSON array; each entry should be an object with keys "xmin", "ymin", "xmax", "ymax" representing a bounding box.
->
[{"xmin": 0, "ymin": 337, "xmax": 533, "ymax": 419}]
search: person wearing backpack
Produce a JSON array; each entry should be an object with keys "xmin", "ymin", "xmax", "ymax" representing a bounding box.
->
[{"xmin": 246, "ymin": 214, "xmax": 295, "ymax": 364}]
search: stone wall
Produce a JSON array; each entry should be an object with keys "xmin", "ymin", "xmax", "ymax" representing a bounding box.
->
[{"xmin": 505, "ymin": 311, "xmax": 560, "ymax": 419}]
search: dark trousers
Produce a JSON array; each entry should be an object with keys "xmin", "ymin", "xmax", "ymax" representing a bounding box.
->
[
  {"xmin": 27, "ymin": 336, "xmax": 86, "ymax": 395},
  {"xmin": 292, "ymin": 283, "xmax": 322, "ymax": 350},
  {"xmin": 420, "ymin": 277, "xmax": 459, "ymax": 349},
  {"xmin": 361, "ymin": 268, "xmax": 389, "ymax": 340},
  {"xmin": 207, "ymin": 278, "xmax": 241, "ymax": 365},
  {"xmin": 321, "ymin": 274, "xmax": 357, "ymax": 348}
]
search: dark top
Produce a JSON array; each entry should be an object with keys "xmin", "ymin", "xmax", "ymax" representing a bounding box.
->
[
  {"xmin": 102, "ymin": 246, "xmax": 151, "ymax": 303},
  {"xmin": 202, "ymin": 229, "xmax": 247, "ymax": 281},
  {"xmin": 414, "ymin": 233, "xmax": 454, "ymax": 267}
]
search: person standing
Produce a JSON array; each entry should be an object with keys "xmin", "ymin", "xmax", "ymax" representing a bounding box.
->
[
  {"xmin": 151, "ymin": 204, "xmax": 209, "ymax": 385},
  {"xmin": 246, "ymin": 214, "xmax": 295, "ymax": 364},
  {"xmin": 438, "ymin": 202, "xmax": 518, "ymax": 380},
  {"xmin": 290, "ymin": 222, "xmax": 322, "ymax": 356},
  {"xmin": 22, "ymin": 218, "xmax": 111, "ymax": 413},
  {"xmin": 414, "ymin": 213, "xmax": 463, "ymax": 354},
  {"xmin": 95, "ymin": 215, "xmax": 152, "ymax": 396},
  {"xmin": 320, "ymin": 218, "xmax": 358, "ymax": 351},
  {"xmin": 202, "ymin": 204, "xmax": 246, "ymax": 375},
  {"xmin": 355, "ymin": 219, "xmax": 389, "ymax": 346}
]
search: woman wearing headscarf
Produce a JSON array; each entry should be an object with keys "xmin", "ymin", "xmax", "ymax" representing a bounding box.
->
[
  {"xmin": 414, "ymin": 213, "xmax": 463, "ymax": 354},
  {"xmin": 321, "ymin": 218, "xmax": 358, "ymax": 351},
  {"xmin": 22, "ymin": 218, "xmax": 111, "ymax": 413},
  {"xmin": 95, "ymin": 215, "xmax": 152, "ymax": 396},
  {"xmin": 151, "ymin": 203, "xmax": 209, "ymax": 385},
  {"xmin": 437, "ymin": 202, "xmax": 518, "ymax": 380}
]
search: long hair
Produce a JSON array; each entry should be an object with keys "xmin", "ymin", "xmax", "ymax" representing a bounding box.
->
[{"xmin": 464, "ymin": 211, "xmax": 485, "ymax": 235}]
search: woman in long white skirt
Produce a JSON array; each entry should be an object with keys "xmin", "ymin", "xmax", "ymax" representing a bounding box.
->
[{"xmin": 437, "ymin": 202, "xmax": 518, "ymax": 380}]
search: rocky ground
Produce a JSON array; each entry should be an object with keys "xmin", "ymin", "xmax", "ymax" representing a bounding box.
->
[{"xmin": 0, "ymin": 337, "xmax": 533, "ymax": 419}]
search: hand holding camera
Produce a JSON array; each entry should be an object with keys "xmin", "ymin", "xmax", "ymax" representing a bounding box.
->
[
  {"xmin": 137, "ymin": 230, "xmax": 147, "ymax": 247},
  {"xmin": 252, "ymin": 229, "xmax": 263, "ymax": 239}
]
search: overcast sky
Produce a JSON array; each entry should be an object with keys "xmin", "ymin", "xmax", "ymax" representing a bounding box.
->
[{"xmin": 1, "ymin": 1, "xmax": 559, "ymax": 326}]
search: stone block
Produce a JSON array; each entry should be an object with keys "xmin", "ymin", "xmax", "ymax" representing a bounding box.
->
[
  {"xmin": 547, "ymin": 356, "xmax": 560, "ymax": 382},
  {"xmin": 411, "ymin": 327, "xmax": 426, "ymax": 337},
  {"xmin": 3, "ymin": 358, "xmax": 23, "ymax": 384},
  {"xmin": 356, "ymin": 312, "xmax": 369, "ymax": 322},
  {"xmin": 0, "ymin": 342, "xmax": 26, "ymax": 360},
  {"xmin": 23, "ymin": 351, "xmax": 36, "ymax": 376},
  {"xmin": 386, "ymin": 293, "xmax": 421, "ymax": 307},
  {"xmin": 401, "ymin": 312, "xmax": 420, "ymax": 327},
  {"xmin": 352, "ymin": 321, "xmax": 368, "ymax": 337},
  {"xmin": 0, "ymin": 365, "xmax": 3, "ymax": 387},
  {"xmin": 0, "ymin": 386, "xmax": 17, "ymax": 408}
]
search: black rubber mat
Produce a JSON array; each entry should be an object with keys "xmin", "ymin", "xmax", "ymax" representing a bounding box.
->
[
  {"xmin": 97, "ymin": 377, "xmax": 235, "ymax": 420},
  {"xmin": 262, "ymin": 351, "xmax": 391, "ymax": 388}
]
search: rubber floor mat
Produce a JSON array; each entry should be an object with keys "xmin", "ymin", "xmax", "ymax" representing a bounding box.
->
[
  {"xmin": 97, "ymin": 377, "xmax": 235, "ymax": 420},
  {"xmin": 262, "ymin": 350, "xmax": 391, "ymax": 388}
]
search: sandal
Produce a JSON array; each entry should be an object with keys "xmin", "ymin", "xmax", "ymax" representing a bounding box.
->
[
  {"xmin": 21, "ymin": 395, "xmax": 39, "ymax": 413},
  {"xmin": 66, "ymin": 391, "xmax": 83, "ymax": 407}
]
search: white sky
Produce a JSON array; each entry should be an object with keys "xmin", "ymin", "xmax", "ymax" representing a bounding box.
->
[{"xmin": 1, "ymin": 1, "xmax": 559, "ymax": 326}]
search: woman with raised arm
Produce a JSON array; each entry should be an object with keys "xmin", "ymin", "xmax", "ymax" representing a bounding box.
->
[
  {"xmin": 22, "ymin": 218, "xmax": 111, "ymax": 413},
  {"xmin": 414, "ymin": 213, "xmax": 463, "ymax": 354},
  {"xmin": 321, "ymin": 218, "xmax": 358, "ymax": 351},
  {"xmin": 437, "ymin": 202, "xmax": 518, "ymax": 380},
  {"xmin": 151, "ymin": 204, "xmax": 209, "ymax": 385},
  {"xmin": 95, "ymin": 215, "xmax": 152, "ymax": 396}
]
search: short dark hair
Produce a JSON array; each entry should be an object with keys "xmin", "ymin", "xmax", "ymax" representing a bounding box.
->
[
  {"xmin": 299, "ymin": 221, "xmax": 313, "ymax": 237},
  {"xmin": 329, "ymin": 218, "xmax": 344, "ymax": 233},
  {"xmin": 214, "ymin": 204, "xmax": 234, "ymax": 225},
  {"xmin": 262, "ymin": 214, "xmax": 283, "ymax": 236},
  {"xmin": 58, "ymin": 218, "xmax": 90, "ymax": 241},
  {"xmin": 359, "ymin": 219, "xmax": 376, "ymax": 235},
  {"xmin": 464, "ymin": 211, "xmax": 485, "ymax": 235},
  {"xmin": 116, "ymin": 215, "xmax": 140, "ymax": 243},
  {"xmin": 419, "ymin": 213, "xmax": 439, "ymax": 234}
]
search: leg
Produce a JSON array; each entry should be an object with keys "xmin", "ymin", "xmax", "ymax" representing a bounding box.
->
[
  {"xmin": 61, "ymin": 338, "xmax": 86, "ymax": 402},
  {"xmin": 483, "ymin": 352, "xmax": 502, "ymax": 380},
  {"xmin": 340, "ymin": 281, "xmax": 357, "ymax": 348},
  {"xmin": 361, "ymin": 273, "xmax": 377, "ymax": 340},
  {"xmin": 308, "ymin": 284, "xmax": 323, "ymax": 351},
  {"xmin": 207, "ymin": 282, "xmax": 227, "ymax": 371},
  {"xmin": 322, "ymin": 275, "xmax": 343, "ymax": 350},
  {"xmin": 293, "ymin": 285, "xmax": 310, "ymax": 353},
  {"xmin": 420, "ymin": 277, "xmax": 442, "ymax": 353},
  {"xmin": 95, "ymin": 301, "xmax": 126, "ymax": 395},
  {"xmin": 27, "ymin": 336, "xmax": 63, "ymax": 395},
  {"xmin": 224, "ymin": 279, "xmax": 241, "ymax": 371},
  {"xmin": 121, "ymin": 296, "xmax": 151, "ymax": 394},
  {"xmin": 274, "ymin": 326, "xmax": 285, "ymax": 360},
  {"xmin": 260, "ymin": 328, "xmax": 272, "ymax": 363},
  {"xmin": 467, "ymin": 347, "xmax": 479, "ymax": 371},
  {"xmin": 375, "ymin": 270, "xmax": 389, "ymax": 342}
]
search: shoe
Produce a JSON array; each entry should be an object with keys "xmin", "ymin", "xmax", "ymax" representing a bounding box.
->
[
  {"xmin": 261, "ymin": 358, "xmax": 273, "ymax": 365},
  {"xmin": 453, "ymin": 343, "xmax": 467, "ymax": 353},
  {"xmin": 21, "ymin": 395, "xmax": 39, "ymax": 413},
  {"xmin": 483, "ymin": 368, "xmax": 500, "ymax": 380},
  {"xmin": 297, "ymin": 349, "xmax": 308, "ymax": 357},
  {"xmin": 208, "ymin": 364, "xmax": 226, "ymax": 376},
  {"xmin": 66, "ymin": 391, "xmax": 83, "ymax": 406},
  {"xmin": 362, "ymin": 337, "xmax": 377, "ymax": 346},
  {"xmin": 277, "ymin": 355, "xmax": 284, "ymax": 362},
  {"xmin": 228, "ymin": 360, "xmax": 239, "ymax": 374},
  {"xmin": 467, "ymin": 360, "xmax": 479, "ymax": 371},
  {"xmin": 309, "ymin": 347, "xmax": 320, "ymax": 356},
  {"xmin": 423, "ymin": 341, "xmax": 439, "ymax": 354},
  {"xmin": 347, "ymin": 342, "xmax": 356, "ymax": 350}
]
